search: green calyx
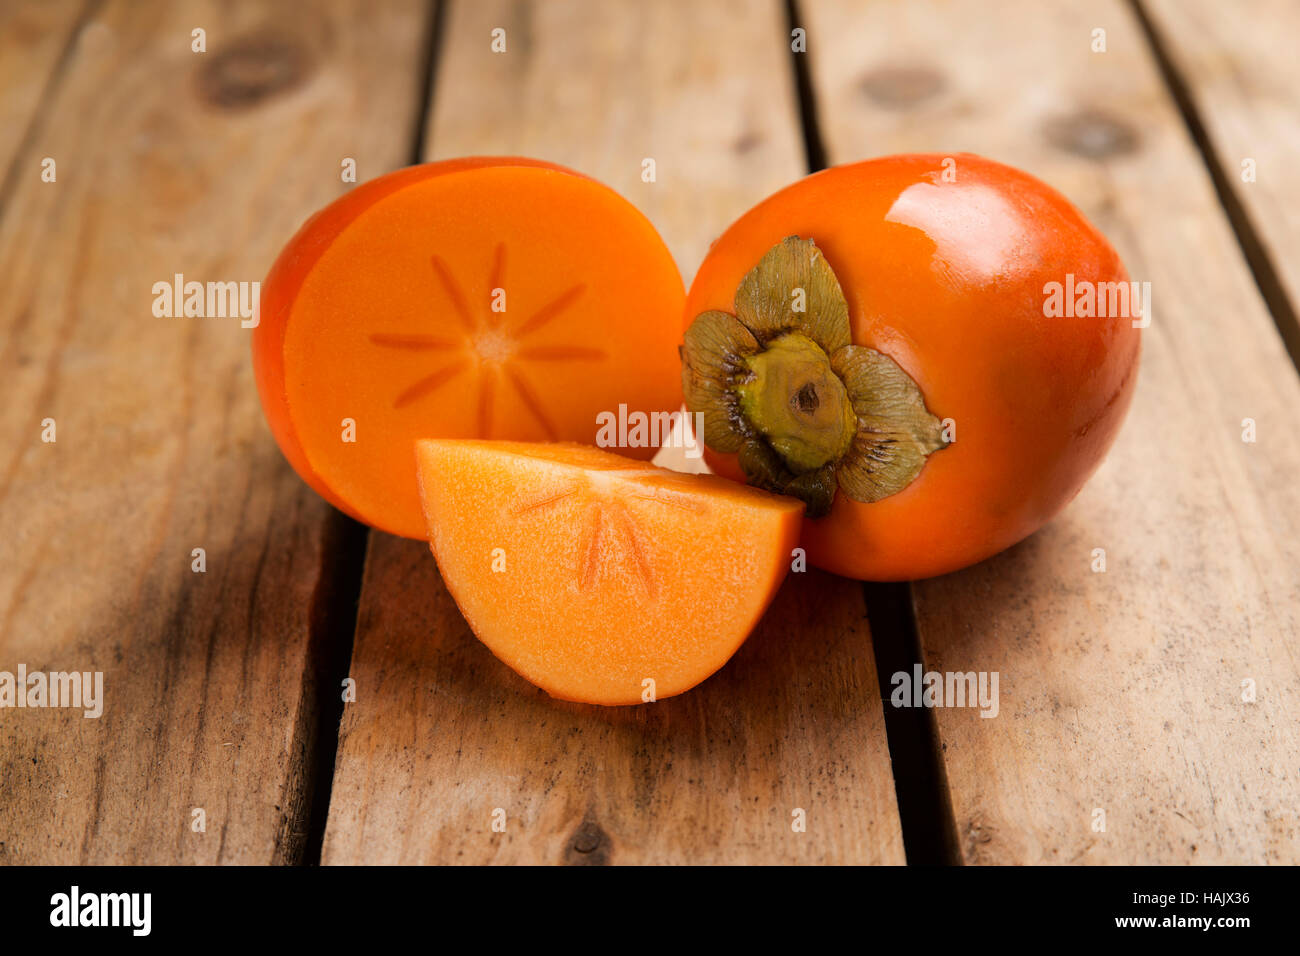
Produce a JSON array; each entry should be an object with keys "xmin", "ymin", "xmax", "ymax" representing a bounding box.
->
[
  {"xmin": 736, "ymin": 333, "xmax": 856, "ymax": 472},
  {"xmin": 681, "ymin": 236, "xmax": 948, "ymax": 518}
]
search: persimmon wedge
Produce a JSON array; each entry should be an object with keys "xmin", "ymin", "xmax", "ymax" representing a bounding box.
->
[
  {"xmin": 255, "ymin": 158, "xmax": 684, "ymax": 539},
  {"xmin": 416, "ymin": 440, "xmax": 803, "ymax": 705}
]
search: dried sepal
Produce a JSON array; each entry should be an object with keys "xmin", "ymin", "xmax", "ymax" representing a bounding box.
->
[
  {"xmin": 784, "ymin": 464, "xmax": 838, "ymax": 519},
  {"xmin": 686, "ymin": 375, "xmax": 750, "ymax": 453},
  {"xmin": 681, "ymin": 310, "xmax": 759, "ymax": 453},
  {"xmin": 831, "ymin": 344, "xmax": 947, "ymax": 503},
  {"xmin": 734, "ymin": 237, "xmax": 851, "ymax": 354},
  {"xmin": 737, "ymin": 438, "xmax": 791, "ymax": 494},
  {"xmin": 680, "ymin": 240, "xmax": 948, "ymax": 516}
]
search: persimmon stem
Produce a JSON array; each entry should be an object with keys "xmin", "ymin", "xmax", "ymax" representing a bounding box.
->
[
  {"xmin": 735, "ymin": 333, "xmax": 856, "ymax": 474},
  {"xmin": 680, "ymin": 237, "xmax": 948, "ymax": 517}
]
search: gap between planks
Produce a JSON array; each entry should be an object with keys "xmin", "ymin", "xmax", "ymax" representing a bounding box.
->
[
  {"xmin": 785, "ymin": 0, "xmax": 962, "ymax": 865},
  {"xmin": 299, "ymin": 0, "xmax": 444, "ymax": 865},
  {"xmin": 320, "ymin": 0, "xmax": 905, "ymax": 866},
  {"xmin": 1128, "ymin": 0, "xmax": 1300, "ymax": 371}
]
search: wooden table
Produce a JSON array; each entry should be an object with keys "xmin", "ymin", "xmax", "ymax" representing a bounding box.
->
[{"xmin": 2, "ymin": 0, "xmax": 1297, "ymax": 866}]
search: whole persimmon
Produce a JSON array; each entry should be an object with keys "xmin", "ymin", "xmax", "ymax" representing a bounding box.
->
[{"xmin": 682, "ymin": 154, "xmax": 1141, "ymax": 580}]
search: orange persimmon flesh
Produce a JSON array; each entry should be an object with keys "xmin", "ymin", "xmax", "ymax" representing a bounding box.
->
[
  {"xmin": 254, "ymin": 158, "xmax": 684, "ymax": 539},
  {"xmin": 416, "ymin": 440, "xmax": 803, "ymax": 705}
]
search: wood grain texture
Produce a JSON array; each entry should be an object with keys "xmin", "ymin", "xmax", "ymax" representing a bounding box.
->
[
  {"xmin": 324, "ymin": 545, "xmax": 900, "ymax": 865},
  {"xmin": 803, "ymin": 0, "xmax": 1300, "ymax": 863},
  {"xmin": 1141, "ymin": 0, "xmax": 1300, "ymax": 356},
  {"xmin": 322, "ymin": 0, "xmax": 906, "ymax": 865},
  {"xmin": 0, "ymin": 0, "xmax": 429, "ymax": 863},
  {"xmin": 423, "ymin": 0, "xmax": 806, "ymax": 284},
  {"xmin": 0, "ymin": 0, "xmax": 87, "ymax": 181}
]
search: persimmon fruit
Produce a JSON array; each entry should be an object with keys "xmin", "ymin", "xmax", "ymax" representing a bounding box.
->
[
  {"xmin": 415, "ymin": 440, "xmax": 802, "ymax": 705},
  {"xmin": 254, "ymin": 158, "xmax": 684, "ymax": 539},
  {"xmin": 682, "ymin": 153, "xmax": 1141, "ymax": 580}
]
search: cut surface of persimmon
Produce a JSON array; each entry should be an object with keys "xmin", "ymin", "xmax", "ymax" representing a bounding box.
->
[
  {"xmin": 416, "ymin": 440, "xmax": 802, "ymax": 705},
  {"xmin": 254, "ymin": 158, "xmax": 684, "ymax": 539}
]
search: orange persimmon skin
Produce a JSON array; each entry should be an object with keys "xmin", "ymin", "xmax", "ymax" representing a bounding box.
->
[
  {"xmin": 255, "ymin": 158, "xmax": 684, "ymax": 539},
  {"xmin": 416, "ymin": 440, "xmax": 803, "ymax": 705},
  {"xmin": 686, "ymin": 154, "xmax": 1141, "ymax": 580}
]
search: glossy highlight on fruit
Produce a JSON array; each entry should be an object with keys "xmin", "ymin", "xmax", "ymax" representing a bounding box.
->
[
  {"xmin": 683, "ymin": 153, "xmax": 1141, "ymax": 580},
  {"xmin": 416, "ymin": 440, "xmax": 803, "ymax": 705},
  {"xmin": 254, "ymin": 158, "xmax": 684, "ymax": 539}
]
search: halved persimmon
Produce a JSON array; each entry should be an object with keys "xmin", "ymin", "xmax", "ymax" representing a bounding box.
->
[
  {"xmin": 255, "ymin": 158, "xmax": 684, "ymax": 539},
  {"xmin": 416, "ymin": 440, "xmax": 803, "ymax": 705}
]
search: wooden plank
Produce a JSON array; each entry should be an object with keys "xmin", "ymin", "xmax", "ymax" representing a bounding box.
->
[
  {"xmin": 322, "ymin": 0, "xmax": 906, "ymax": 865},
  {"xmin": 0, "ymin": 0, "xmax": 430, "ymax": 864},
  {"xmin": 324, "ymin": 551, "xmax": 900, "ymax": 865},
  {"xmin": 1141, "ymin": 0, "xmax": 1300, "ymax": 357},
  {"xmin": 803, "ymin": 0, "xmax": 1300, "ymax": 863},
  {"xmin": 421, "ymin": 0, "xmax": 806, "ymax": 284},
  {"xmin": 0, "ymin": 0, "xmax": 86, "ymax": 180}
]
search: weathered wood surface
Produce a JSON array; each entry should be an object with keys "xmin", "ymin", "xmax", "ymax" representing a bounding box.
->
[
  {"xmin": 0, "ymin": 0, "xmax": 430, "ymax": 863},
  {"xmin": 804, "ymin": 0, "xmax": 1300, "ymax": 863},
  {"xmin": 0, "ymin": 0, "xmax": 85, "ymax": 178},
  {"xmin": 1141, "ymin": 0, "xmax": 1300, "ymax": 359},
  {"xmin": 5, "ymin": 0, "xmax": 1298, "ymax": 867},
  {"xmin": 0, "ymin": 0, "xmax": 87, "ymax": 179},
  {"xmin": 321, "ymin": 0, "xmax": 906, "ymax": 865}
]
